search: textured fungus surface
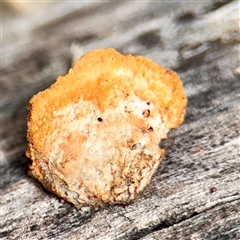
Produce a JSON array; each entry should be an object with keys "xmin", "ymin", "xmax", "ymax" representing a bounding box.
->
[{"xmin": 26, "ymin": 48, "xmax": 187, "ymax": 207}]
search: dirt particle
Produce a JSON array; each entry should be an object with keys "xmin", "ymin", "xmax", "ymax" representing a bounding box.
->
[
  {"xmin": 210, "ymin": 187, "xmax": 217, "ymax": 193},
  {"xmin": 97, "ymin": 117, "xmax": 103, "ymax": 122}
]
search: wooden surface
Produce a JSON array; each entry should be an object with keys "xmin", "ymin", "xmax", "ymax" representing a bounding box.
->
[{"xmin": 1, "ymin": 1, "xmax": 240, "ymax": 239}]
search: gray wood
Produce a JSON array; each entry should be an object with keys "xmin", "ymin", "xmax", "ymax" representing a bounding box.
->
[{"xmin": 1, "ymin": 1, "xmax": 240, "ymax": 239}]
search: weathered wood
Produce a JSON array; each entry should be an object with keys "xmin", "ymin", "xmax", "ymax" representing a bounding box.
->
[{"xmin": 1, "ymin": 1, "xmax": 240, "ymax": 239}]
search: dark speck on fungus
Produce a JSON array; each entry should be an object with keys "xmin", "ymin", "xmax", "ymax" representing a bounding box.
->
[
  {"xmin": 148, "ymin": 126, "xmax": 153, "ymax": 132},
  {"xmin": 131, "ymin": 143, "xmax": 141, "ymax": 150},
  {"xmin": 142, "ymin": 109, "xmax": 150, "ymax": 118}
]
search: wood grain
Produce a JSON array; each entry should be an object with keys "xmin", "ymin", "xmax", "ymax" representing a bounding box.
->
[{"xmin": 1, "ymin": 1, "xmax": 240, "ymax": 239}]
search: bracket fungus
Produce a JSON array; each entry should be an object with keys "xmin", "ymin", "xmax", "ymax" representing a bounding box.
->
[{"xmin": 26, "ymin": 48, "xmax": 187, "ymax": 207}]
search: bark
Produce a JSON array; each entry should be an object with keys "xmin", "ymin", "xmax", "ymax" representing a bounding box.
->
[{"xmin": 1, "ymin": 1, "xmax": 240, "ymax": 239}]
